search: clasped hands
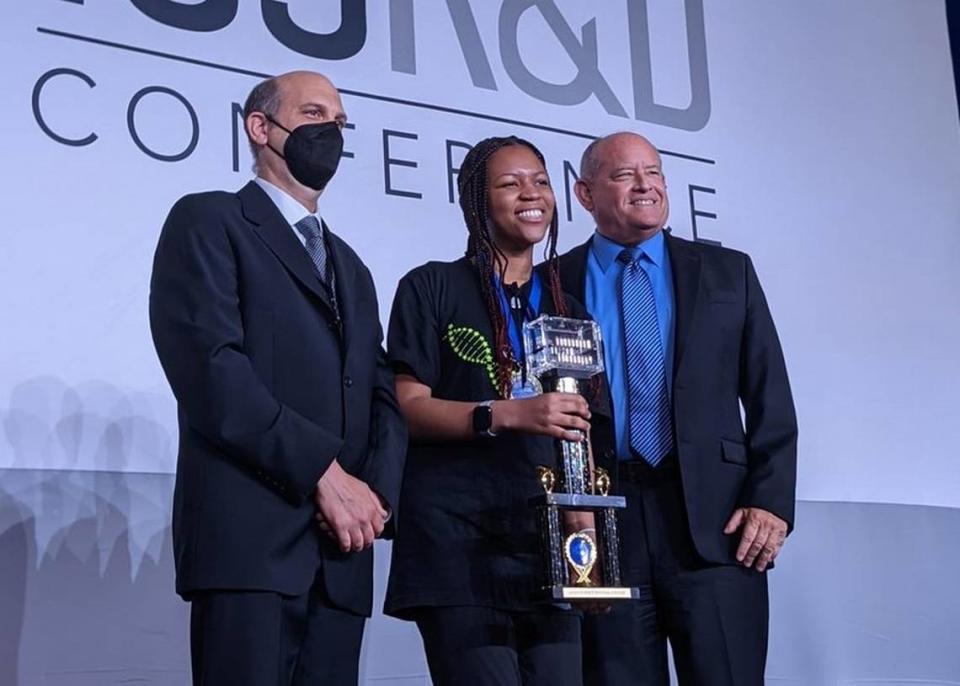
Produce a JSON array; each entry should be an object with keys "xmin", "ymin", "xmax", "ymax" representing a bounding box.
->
[{"xmin": 314, "ymin": 459, "xmax": 387, "ymax": 553}]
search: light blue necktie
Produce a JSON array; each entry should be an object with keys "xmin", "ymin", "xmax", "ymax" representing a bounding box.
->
[
  {"xmin": 618, "ymin": 248, "xmax": 674, "ymax": 466},
  {"xmin": 295, "ymin": 215, "xmax": 339, "ymax": 317}
]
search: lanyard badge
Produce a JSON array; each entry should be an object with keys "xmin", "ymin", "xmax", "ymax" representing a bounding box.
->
[{"xmin": 493, "ymin": 273, "xmax": 543, "ymax": 399}]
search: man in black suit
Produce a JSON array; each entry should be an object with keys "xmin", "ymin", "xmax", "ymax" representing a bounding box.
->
[
  {"xmin": 556, "ymin": 132, "xmax": 797, "ymax": 685},
  {"xmin": 149, "ymin": 71, "xmax": 406, "ymax": 685}
]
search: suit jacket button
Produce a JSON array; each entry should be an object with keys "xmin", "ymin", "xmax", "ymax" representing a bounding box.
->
[{"xmin": 344, "ymin": 376, "xmax": 353, "ymax": 388}]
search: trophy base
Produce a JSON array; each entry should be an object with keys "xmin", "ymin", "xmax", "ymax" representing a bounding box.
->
[
  {"xmin": 543, "ymin": 585, "xmax": 640, "ymax": 601},
  {"xmin": 528, "ymin": 493, "xmax": 627, "ymax": 510}
]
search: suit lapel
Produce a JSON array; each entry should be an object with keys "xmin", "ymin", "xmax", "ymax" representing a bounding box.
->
[
  {"xmin": 324, "ymin": 224, "xmax": 354, "ymax": 351},
  {"xmin": 238, "ymin": 182, "xmax": 336, "ymax": 315},
  {"xmin": 666, "ymin": 233, "xmax": 702, "ymax": 379},
  {"xmin": 558, "ymin": 237, "xmax": 592, "ymax": 304}
]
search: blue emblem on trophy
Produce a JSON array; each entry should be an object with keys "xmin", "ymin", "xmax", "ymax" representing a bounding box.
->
[
  {"xmin": 524, "ymin": 315, "xmax": 639, "ymax": 601},
  {"xmin": 565, "ymin": 531, "xmax": 598, "ymax": 585}
]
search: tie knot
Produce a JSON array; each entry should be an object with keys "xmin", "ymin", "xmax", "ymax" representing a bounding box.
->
[
  {"xmin": 616, "ymin": 247, "xmax": 636, "ymax": 266},
  {"xmin": 295, "ymin": 215, "xmax": 323, "ymax": 240}
]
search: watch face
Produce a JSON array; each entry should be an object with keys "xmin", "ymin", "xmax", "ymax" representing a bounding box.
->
[{"xmin": 473, "ymin": 404, "xmax": 493, "ymax": 434}]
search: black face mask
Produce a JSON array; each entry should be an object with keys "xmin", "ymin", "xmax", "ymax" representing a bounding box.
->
[{"xmin": 266, "ymin": 117, "xmax": 344, "ymax": 191}]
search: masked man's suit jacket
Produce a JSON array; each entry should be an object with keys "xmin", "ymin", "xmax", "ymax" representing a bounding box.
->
[{"xmin": 150, "ymin": 181, "xmax": 405, "ymax": 615}]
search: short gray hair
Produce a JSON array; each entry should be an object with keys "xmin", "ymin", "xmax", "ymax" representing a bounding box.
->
[
  {"xmin": 579, "ymin": 131, "xmax": 656, "ymax": 182},
  {"xmin": 243, "ymin": 77, "xmax": 283, "ymax": 169},
  {"xmin": 579, "ymin": 137, "xmax": 606, "ymax": 181}
]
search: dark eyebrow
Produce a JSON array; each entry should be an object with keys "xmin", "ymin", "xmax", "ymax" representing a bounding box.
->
[{"xmin": 493, "ymin": 169, "xmax": 548, "ymax": 181}]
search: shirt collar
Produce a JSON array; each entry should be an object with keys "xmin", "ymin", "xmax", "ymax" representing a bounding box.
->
[
  {"xmin": 254, "ymin": 176, "xmax": 321, "ymax": 229},
  {"xmin": 590, "ymin": 229, "xmax": 666, "ymax": 271}
]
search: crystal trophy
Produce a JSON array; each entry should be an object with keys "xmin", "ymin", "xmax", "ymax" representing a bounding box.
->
[{"xmin": 524, "ymin": 315, "xmax": 638, "ymax": 601}]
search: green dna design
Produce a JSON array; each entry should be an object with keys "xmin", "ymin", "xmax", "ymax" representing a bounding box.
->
[{"xmin": 442, "ymin": 323, "xmax": 501, "ymax": 395}]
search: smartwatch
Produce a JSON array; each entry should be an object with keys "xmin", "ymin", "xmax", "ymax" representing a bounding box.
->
[{"xmin": 472, "ymin": 400, "xmax": 497, "ymax": 437}]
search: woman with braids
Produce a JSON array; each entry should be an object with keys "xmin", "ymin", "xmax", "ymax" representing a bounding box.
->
[{"xmin": 384, "ymin": 136, "xmax": 613, "ymax": 685}]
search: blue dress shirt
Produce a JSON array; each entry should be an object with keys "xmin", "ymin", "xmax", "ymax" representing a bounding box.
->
[{"xmin": 585, "ymin": 230, "xmax": 675, "ymax": 461}]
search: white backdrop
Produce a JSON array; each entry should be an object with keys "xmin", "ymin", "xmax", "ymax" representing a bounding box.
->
[
  {"xmin": 1, "ymin": 2, "xmax": 959, "ymax": 684},
  {"xmin": 3, "ymin": 0, "xmax": 958, "ymax": 507}
]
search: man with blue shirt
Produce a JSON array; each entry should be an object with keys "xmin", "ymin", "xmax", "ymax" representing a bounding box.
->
[
  {"xmin": 149, "ymin": 71, "xmax": 405, "ymax": 685},
  {"xmin": 556, "ymin": 132, "xmax": 797, "ymax": 685}
]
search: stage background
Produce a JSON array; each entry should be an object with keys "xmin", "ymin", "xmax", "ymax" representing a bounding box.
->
[{"xmin": 2, "ymin": 1, "xmax": 959, "ymax": 683}]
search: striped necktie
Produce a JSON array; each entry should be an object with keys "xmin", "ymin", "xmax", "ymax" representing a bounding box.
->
[
  {"xmin": 294, "ymin": 215, "xmax": 339, "ymax": 317},
  {"xmin": 618, "ymin": 248, "xmax": 674, "ymax": 466}
]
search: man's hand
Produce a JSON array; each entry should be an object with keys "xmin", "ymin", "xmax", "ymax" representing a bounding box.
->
[
  {"xmin": 723, "ymin": 507, "xmax": 787, "ymax": 572},
  {"xmin": 314, "ymin": 460, "xmax": 388, "ymax": 553}
]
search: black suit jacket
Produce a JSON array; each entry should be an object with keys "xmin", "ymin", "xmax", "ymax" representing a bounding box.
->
[
  {"xmin": 556, "ymin": 233, "xmax": 797, "ymax": 565},
  {"xmin": 149, "ymin": 181, "xmax": 406, "ymax": 614}
]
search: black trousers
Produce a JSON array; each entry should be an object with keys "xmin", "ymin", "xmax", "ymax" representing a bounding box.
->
[
  {"xmin": 415, "ymin": 605, "xmax": 583, "ymax": 686},
  {"xmin": 189, "ymin": 568, "xmax": 366, "ymax": 686},
  {"xmin": 583, "ymin": 461, "xmax": 768, "ymax": 686}
]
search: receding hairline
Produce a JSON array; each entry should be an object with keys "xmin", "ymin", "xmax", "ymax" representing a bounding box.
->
[
  {"xmin": 274, "ymin": 70, "xmax": 336, "ymax": 93},
  {"xmin": 246, "ymin": 71, "xmax": 340, "ymax": 115},
  {"xmin": 579, "ymin": 132, "xmax": 661, "ymax": 181}
]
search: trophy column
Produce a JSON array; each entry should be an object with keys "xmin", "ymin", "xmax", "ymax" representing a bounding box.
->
[{"xmin": 547, "ymin": 375, "xmax": 590, "ymax": 494}]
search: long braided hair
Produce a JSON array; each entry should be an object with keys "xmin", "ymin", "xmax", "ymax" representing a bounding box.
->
[{"xmin": 457, "ymin": 136, "xmax": 569, "ymax": 398}]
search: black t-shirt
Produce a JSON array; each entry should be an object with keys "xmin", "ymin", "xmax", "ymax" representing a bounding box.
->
[{"xmin": 384, "ymin": 256, "xmax": 610, "ymax": 617}]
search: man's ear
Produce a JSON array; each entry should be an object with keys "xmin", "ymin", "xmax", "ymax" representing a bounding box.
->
[
  {"xmin": 246, "ymin": 112, "xmax": 269, "ymax": 146},
  {"xmin": 574, "ymin": 179, "xmax": 593, "ymax": 213}
]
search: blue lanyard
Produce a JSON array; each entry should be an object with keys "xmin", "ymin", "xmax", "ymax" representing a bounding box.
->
[{"xmin": 494, "ymin": 272, "xmax": 542, "ymax": 365}]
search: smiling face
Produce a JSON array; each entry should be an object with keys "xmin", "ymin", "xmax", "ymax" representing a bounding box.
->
[
  {"xmin": 575, "ymin": 133, "xmax": 669, "ymax": 245},
  {"xmin": 485, "ymin": 144, "xmax": 556, "ymax": 254}
]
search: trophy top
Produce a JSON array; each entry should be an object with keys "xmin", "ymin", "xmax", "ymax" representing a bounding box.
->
[{"xmin": 523, "ymin": 315, "xmax": 604, "ymax": 379}]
